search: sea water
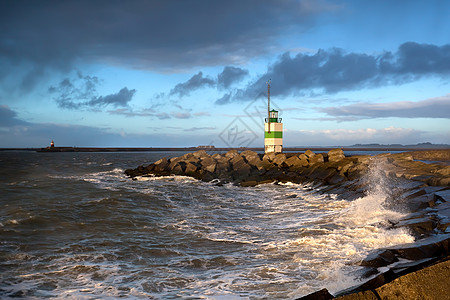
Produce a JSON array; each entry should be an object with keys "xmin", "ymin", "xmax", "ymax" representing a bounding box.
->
[{"xmin": 0, "ymin": 151, "xmax": 414, "ymax": 299}]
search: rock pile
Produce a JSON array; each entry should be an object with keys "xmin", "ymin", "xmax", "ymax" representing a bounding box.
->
[{"xmin": 125, "ymin": 149, "xmax": 450, "ymax": 187}]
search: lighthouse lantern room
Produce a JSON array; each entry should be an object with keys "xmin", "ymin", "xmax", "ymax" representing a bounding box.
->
[{"xmin": 264, "ymin": 81, "xmax": 283, "ymax": 153}]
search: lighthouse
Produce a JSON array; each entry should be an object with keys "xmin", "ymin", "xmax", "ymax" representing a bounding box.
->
[{"xmin": 264, "ymin": 81, "xmax": 283, "ymax": 153}]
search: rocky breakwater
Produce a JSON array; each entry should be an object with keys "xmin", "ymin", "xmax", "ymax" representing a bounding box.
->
[{"xmin": 125, "ymin": 149, "xmax": 450, "ymax": 299}]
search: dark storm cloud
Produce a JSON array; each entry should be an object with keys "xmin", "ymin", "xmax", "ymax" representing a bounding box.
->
[
  {"xmin": 169, "ymin": 72, "xmax": 215, "ymax": 97},
  {"xmin": 88, "ymin": 88, "xmax": 136, "ymax": 107},
  {"xmin": 168, "ymin": 66, "xmax": 249, "ymax": 97},
  {"xmin": 49, "ymin": 74, "xmax": 136, "ymax": 109},
  {"xmin": 0, "ymin": 0, "xmax": 337, "ymax": 90},
  {"xmin": 320, "ymin": 95, "xmax": 450, "ymax": 119},
  {"xmin": 0, "ymin": 105, "xmax": 29, "ymax": 127},
  {"xmin": 217, "ymin": 42, "xmax": 450, "ymax": 104},
  {"xmin": 217, "ymin": 66, "xmax": 249, "ymax": 89}
]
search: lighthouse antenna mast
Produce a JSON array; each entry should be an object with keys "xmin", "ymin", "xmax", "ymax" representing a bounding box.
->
[{"xmin": 267, "ymin": 79, "xmax": 271, "ymax": 133}]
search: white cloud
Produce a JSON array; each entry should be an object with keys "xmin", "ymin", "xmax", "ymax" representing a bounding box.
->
[
  {"xmin": 285, "ymin": 127, "xmax": 426, "ymax": 146},
  {"xmin": 320, "ymin": 94, "xmax": 450, "ymax": 119}
]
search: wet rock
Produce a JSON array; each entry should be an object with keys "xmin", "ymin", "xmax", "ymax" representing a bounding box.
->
[
  {"xmin": 395, "ymin": 217, "xmax": 436, "ymax": 238},
  {"xmin": 435, "ymin": 189, "xmax": 450, "ymax": 202},
  {"xmin": 361, "ymin": 249, "xmax": 397, "ymax": 268},
  {"xmin": 390, "ymin": 257, "xmax": 438, "ymax": 276},
  {"xmin": 435, "ymin": 201, "xmax": 450, "ymax": 233},
  {"xmin": 240, "ymin": 180, "xmax": 258, "ymax": 187},
  {"xmin": 403, "ymin": 194, "xmax": 436, "ymax": 212},
  {"xmin": 391, "ymin": 234, "xmax": 450, "ymax": 261},
  {"xmin": 354, "ymin": 269, "xmax": 396, "ymax": 293}
]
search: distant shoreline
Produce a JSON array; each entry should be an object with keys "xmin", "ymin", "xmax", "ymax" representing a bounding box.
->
[{"xmin": 0, "ymin": 146, "xmax": 449, "ymax": 153}]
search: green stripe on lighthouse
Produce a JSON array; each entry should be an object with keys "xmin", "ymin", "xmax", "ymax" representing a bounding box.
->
[{"xmin": 264, "ymin": 131, "xmax": 283, "ymax": 138}]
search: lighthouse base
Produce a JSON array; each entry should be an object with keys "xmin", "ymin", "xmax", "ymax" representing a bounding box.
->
[{"xmin": 265, "ymin": 145, "xmax": 282, "ymax": 153}]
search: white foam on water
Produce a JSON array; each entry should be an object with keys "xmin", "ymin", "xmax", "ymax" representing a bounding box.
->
[{"xmin": 285, "ymin": 158, "xmax": 415, "ymax": 297}]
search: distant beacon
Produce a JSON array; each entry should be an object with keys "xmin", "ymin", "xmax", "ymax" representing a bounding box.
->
[
  {"xmin": 50, "ymin": 140, "xmax": 55, "ymax": 148},
  {"xmin": 264, "ymin": 81, "xmax": 283, "ymax": 153}
]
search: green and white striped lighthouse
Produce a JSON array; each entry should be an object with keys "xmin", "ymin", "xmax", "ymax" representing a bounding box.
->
[{"xmin": 264, "ymin": 81, "xmax": 283, "ymax": 153}]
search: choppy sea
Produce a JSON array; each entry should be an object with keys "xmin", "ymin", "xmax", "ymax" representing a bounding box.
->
[{"xmin": 0, "ymin": 151, "xmax": 415, "ymax": 299}]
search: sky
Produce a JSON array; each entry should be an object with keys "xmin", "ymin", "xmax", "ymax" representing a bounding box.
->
[{"xmin": 1, "ymin": 0, "xmax": 449, "ymax": 148}]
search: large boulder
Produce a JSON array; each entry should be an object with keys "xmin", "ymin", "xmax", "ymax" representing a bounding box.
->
[
  {"xmin": 285, "ymin": 155, "xmax": 308, "ymax": 171},
  {"xmin": 304, "ymin": 150, "xmax": 315, "ymax": 158},
  {"xmin": 263, "ymin": 152, "xmax": 276, "ymax": 162},
  {"xmin": 328, "ymin": 148, "xmax": 345, "ymax": 162},
  {"xmin": 225, "ymin": 149, "xmax": 239, "ymax": 159},
  {"xmin": 246, "ymin": 155, "xmax": 264, "ymax": 170},
  {"xmin": 192, "ymin": 150, "xmax": 209, "ymax": 158},
  {"xmin": 200, "ymin": 156, "xmax": 217, "ymax": 173},
  {"xmin": 214, "ymin": 161, "xmax": 231, "ymax": 179},
  {"xmin": 172, "ymin": 162, "xmax": 185, "ymax": 175},
  {"xmin": 298, "ymin": 154, "xmax": 309, "ymax": 166},
  {"xmin": 229, "ymin": 155, "xmax": 251, "ymax": 180},
  {"xmin": 184, "ymin": 162, "xmax": 199, "ymax": 176},
  {"xmin": 285, "ymin": 156, "xmax": 301, "ymax": 167},
  {"xmin": 309, "ymin": 153, "xmax": 325, "ymax": 165},
  {"xmin": 272, "ymin": 153, "xmax": 287, "ymax": 167},
  {"xmin": 168, "ymin": 156, "xmax": 183, "ymax": 170},
  {"xmin": 240, "ymin": 150, "xmax": 258, "ymax": 160}
]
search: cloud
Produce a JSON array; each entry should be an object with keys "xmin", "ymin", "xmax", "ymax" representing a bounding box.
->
[
  {"xmin": 217, "ymin": 66, "xmax": 249, "ymax": 89},
  {"xmin": 156, "ymin": 113, "xmax": 171, "ymax": 120},
  {"xmin": 108, "ymin": 108, "xmax": 155, "ymax": 117},
  {"xmin": 220, "ymin": 42, "xmax": 450, "ymax": 104},
  {"xmin": 286, "ymin": 127, "xmax": 426, "ymax": 146},
  {"xmin": 320, "ymin": 94, "xmax": 450, "ymax": 119},
  {"xmin": 215, "ymin": 93, "xmax": 233, "ymax": 105},
  {"xmin": 49, "ymin": 73, "xmax": 136, "ymax": 109},
  {"xmin": 0, "ymin": 1, "xmax": 338, "ymax": 91},
  {"xmin": 166, "ymin": 66, "xmax": 248, "ymax": 99},
  {"xmin": 184, "ymin": 127, "xmax": 216, "ymax": 132},
  {"xmin": 172, "ymin": 112, "xmax": 191, "ymax": 119},
  {"xmin": 109, "ymin": 107, "xmax": 212, "ymax": 120},
  {"xmin": 0, "ymin": 105, "xmax": 29, "ymax": 127},
  {"xmin": 193, "ymin": 112, "xmax": 211, "ymax": 117},
  {"xmin": 169, "ymin": 72, "xmax": 215, "ymax": 97},
  {"xmin": 88, "ymin": 87, "xmax": 136, "ymax": 107}
]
